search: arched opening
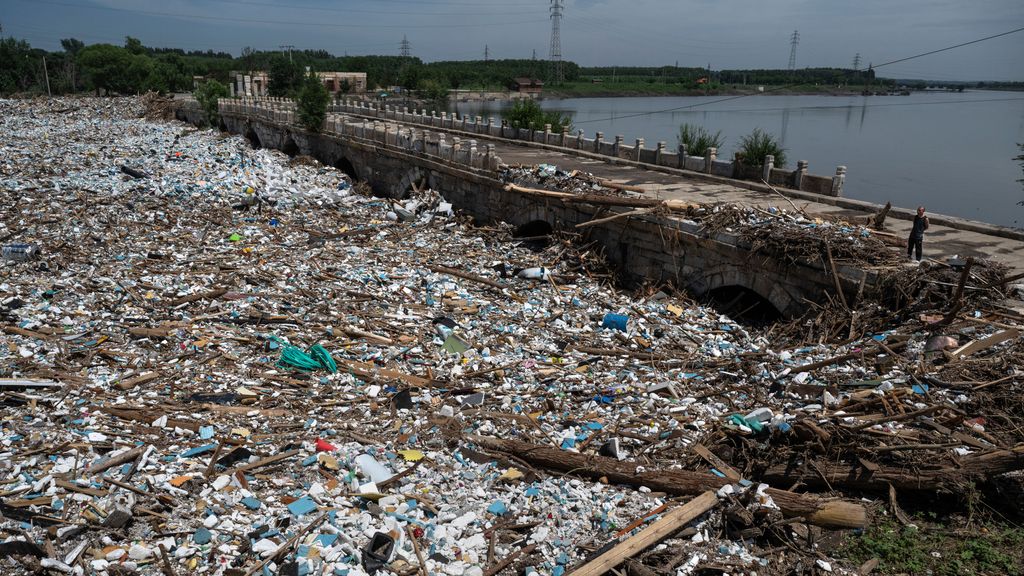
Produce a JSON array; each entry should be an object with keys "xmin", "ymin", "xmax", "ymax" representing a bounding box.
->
[
  {"xmin": 704, "ymin": 285, "xmax": 782, "ymax": 326},
  {"xmin": 334, "ymin": 157, "xmax": 358, "ymax": 181},
  {"xmin": 281, "ymin": 137, "xmax": 299, "ymax": 157},
  {"xmin": 245, "ymin": 128, "xmax": 262, "ymax": 149},
  {"xmin": 513, "ymin": 220, "xmax": 553, "ymax": 251},
  {"xmin": 218, "ymin": 119, "xmax": 228, "ymax": 132}
]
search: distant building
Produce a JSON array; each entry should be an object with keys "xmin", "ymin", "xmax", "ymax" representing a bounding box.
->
[
  {"xmin": 230, "ymin": 71, "xmax": 367, "ymax": 96},
  {"xmin": 510, "ymin": 77, "xmax": 544, "ymax": 96}
]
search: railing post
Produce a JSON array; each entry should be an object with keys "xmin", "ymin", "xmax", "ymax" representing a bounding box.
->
[
  {"xmin": 577, "ymin": 130, "xmax": 584, "ymax": 150},
  {"xmin": 594, "ymin": 132, "xmax": 604, "ymax": 153},
  {"xmin": 704, "ymin": 147, "xmax": 717, "ymax": 173},
  {"xmin": 544, "ymin": 124, "xmax": 552, "ymax": 145},
  {"xmin": 656, "ymin": 141, "xmax": 666, "ymax": 165},
  {"xmin": 762, "ymin": 154, "xmax": 775, "ymax": 183},
  {"xmin": 831, "ymin": 166, "xmax": 847, "ymax": 197},
  {"xmin": 561, "ymin": 128, "xmax": 569, "ymax": 147},
  {"xmin": 613, "ymin": 135, "xmax": 624, "ymax": 157},
  {"xmin": 794, "ymin": 160, "xmax": 808, "ymax": 190},
  {"xmin": 634, "ymin": 138, "xmax": 644, "ymax": 161}
]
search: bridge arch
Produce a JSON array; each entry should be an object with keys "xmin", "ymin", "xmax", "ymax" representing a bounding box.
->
[
  {"xmin": 334, "ymin": 157, "xmax": 359, "ymax": 181},
  {"xmin": 691, "ymin": 263, "xmax": 798, "ymax": 320},
  {"xmin": 244, "ymin": 126, "xmax": 262, "ymax": 149},
  {"xmin": 281, "ymin": 135, "xmax": 299, "ymax": 157},
  {"xmin": 396, "ymin": 168, "xmax": 427, "ymax": 198}
]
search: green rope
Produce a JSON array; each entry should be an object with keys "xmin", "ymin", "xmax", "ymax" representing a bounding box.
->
[
  {"xmin": 309, "ymin": 344, "xmax": 337, "ymax": 373},
  {"xmin": 276, "ymin": 342, "xmax": 338, "ymax": 373}
]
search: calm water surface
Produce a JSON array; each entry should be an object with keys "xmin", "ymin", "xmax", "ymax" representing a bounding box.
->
[{"xmin": 457, "ymin": 92, "xmax": 1024, "ymax": 227}]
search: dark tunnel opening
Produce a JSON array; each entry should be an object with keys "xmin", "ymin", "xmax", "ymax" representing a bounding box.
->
[
  {"xmin": 334, "ymin": 157, "xmax": 358, "ymax": 181},
  {"xmin": 245, "ymin": 129, "xmax": 262, "ymax": 150},
  {"xmin": 281, "ymin": 138, "xmax": 299, "ymax": 157},
  {"xmin": 704, "ymin": 285, "xmax": 782, "ymax": 326},
  {"xmin": 513, "ymin": 220, "xmax": 554, "ymax": 252}
]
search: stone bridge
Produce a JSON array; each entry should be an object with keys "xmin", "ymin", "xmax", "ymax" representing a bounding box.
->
[{"xmin": 174, "ymin": 98, "xmax": 887, "ymax": 319}]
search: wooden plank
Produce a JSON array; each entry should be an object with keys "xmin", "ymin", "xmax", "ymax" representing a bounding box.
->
[
  {"xmin": 115, "ymin": 371, "xmax": 161, "ymax": 391},
  {"xmin": 235, "ymin": 449, "xmax": 300, "ymax": 473},
  {"xmin": 691, "ymin": 444, "xmax": 741, "ymax": 481},
  {"xmin": 950, "ymin": 329, "xmax": 1019, "ymax": 361},
  {"xmin": 567, "ymin": 491, "xmax": 718, "ymax": 576}
]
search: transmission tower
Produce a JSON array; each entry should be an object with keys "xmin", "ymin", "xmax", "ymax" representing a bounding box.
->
[
  {"xmin": 852, "ymin": 52, "xmax": 861, "ymax": 70},
  {"xmin": 400, "ymin": 35, "xmax": 411, "ymax": 58},
  {"xmin": 549, "ymin": 0, "xmax": 564, "ymax": 83},
  {"xmin": 279, "ymin": 44, "xmax": 294, "ymax": 63},
  {"xmin": 788, "ymin": 30, "xmax": 799, "ymax": 70},
  {"xmin": 484, "ymin": 44, "xmax": 490, "ymax": 62}
]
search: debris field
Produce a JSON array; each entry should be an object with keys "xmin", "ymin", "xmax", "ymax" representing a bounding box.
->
[{"xmin": 2, "ymin": 96, "xmax": 1024, "ymax": 576}]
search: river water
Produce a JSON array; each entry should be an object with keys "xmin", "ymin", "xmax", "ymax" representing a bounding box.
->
[{"xmin": 456, "ymin": 92, "xmax": 1024, "ymax": 228}]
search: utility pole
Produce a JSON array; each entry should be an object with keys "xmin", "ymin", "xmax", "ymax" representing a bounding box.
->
[
  {"xmin": 400, "ymin": 35, "xmax": 411, "ymax": 58},
  {"xmin": 852, "ymin": 52, "xmax": 861, "ymax": 70},
  {"xmin": 549, "ymin": 0, "xmax": 564, "ymax": 83},
  {"xmin": 788, "ymin": 30, "xmax": 799, "ymax": 70},
  {"xmin": 42, "ymin": 56, "xmax": 51, "ymax": 97},
  {"xmin": 279, "ymin": 44, "xmax": 294, "ymax": 63}
]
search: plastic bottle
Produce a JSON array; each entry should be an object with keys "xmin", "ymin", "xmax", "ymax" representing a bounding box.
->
[
  {"xmin": 354, "ymin": 454, "xmax": 393, "ymax": 483},
  {"xmin": 2, "ymin": 244, "xmax": 39, "ymax": 262}
]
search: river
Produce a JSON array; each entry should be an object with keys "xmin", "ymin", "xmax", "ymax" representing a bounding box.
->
[{"xmin": 456, "ymin": 92, "xmax": 1024, "ymax": 228}]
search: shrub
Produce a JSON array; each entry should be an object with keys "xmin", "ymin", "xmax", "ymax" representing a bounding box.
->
[
  {"xmin": 297, "ymin": 70, "xmax": 329, "ymax": 133},
  {"xmin": 738, "ymin": 127, "xmax": 786, "ymax": 167},
  {"xmin": 193, "ymin": 79, "xmax": 228, "ymax": 127},
  {"xmin": 677, "ymin": 123, "xmax": 724, "ymax": 158},
  {"xmin": 503, "ymin": 98, "xmax": 572, "ymax": 131}
]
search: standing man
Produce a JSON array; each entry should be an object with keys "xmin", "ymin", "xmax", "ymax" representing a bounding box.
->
[{"xmin": 907, "ymin": 206, "xmax": 930, "ymax": 262}]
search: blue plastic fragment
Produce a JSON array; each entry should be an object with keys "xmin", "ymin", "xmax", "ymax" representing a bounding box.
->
[
  {"xmin": 181, "ymin": 443, "xmax": 218, "ymax": 458},
  {"xmin": 199, "ymin": 426, "xmax": 215, "ymax": 440},
  {"xmin": 288, "ymin": 496, "xmax": 318, "ymax": 517},
  {"xmin": 487, "ymin": 501, "xmax": 507, "ymax": 515},
  {"xmin": 194, "ymin": 527, "xmax": 212, "ymax": 545},
  {"xmin": 241, "ymin": 497, "xmax": 262, "ymax": 510},
  {"xmin": 315, "ymin": 534, "xmax": 339, "ymax": 547}
]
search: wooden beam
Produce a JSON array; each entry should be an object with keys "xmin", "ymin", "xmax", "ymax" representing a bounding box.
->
[{"xmin": 567, "ymin": 492, "xmax": 718, "ymax": 576}]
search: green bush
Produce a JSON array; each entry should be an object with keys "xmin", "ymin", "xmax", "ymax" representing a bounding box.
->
[
  {"xmin": 738, "ymin": 127, "xmax": 786, "ymax": 167},
  {"xmin": 502, "ymin": 98, "xmax": 572, "ymax": 131},
  {"xmin": 677, "ymin": 123, "xmax": 724, "ymax": 158},
  {"xmin": 297, "ymin": 70, "xmax": 329, "ymax": 133},
  {"xmin": 193, "ymin": 79, "xmax": 228, "ymax": 127}
]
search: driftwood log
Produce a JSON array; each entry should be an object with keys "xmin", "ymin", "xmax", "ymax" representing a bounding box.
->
[
  {"xmin": 762, "ymin": 444, "xmax": 1024, "ymax": 493},
  {"xmin": 468, "ymin": 436, "xmax": 867, "ymax": 529}
]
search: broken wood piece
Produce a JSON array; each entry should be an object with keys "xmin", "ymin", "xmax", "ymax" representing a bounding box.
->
[
  {"xmin": 114, "ymin": 371, "xmax": 160, "ymax": 391},
  {"xmin": 341, "ymin": 326, "xmax": 394, "ymax": 345},
  {"xmin": 235, "ymin": 449, "xmax": 300, "ymax": 473},
  {"xmin": 128, "ymin": 327, "xmax": 172, "ymax": 339},
  {"xmin": 867, "ymin": 201, "xmax": 891, "ymax": 230},
  {"xmin": 89, "ymin": 445, "xmax": 148, "ymax": 475},
  {"xmin": 168, "ymin": 287, "xmax": 228, "ymax": 307},
  {"xmin": 595, "ymin": 178, "xmax": 646, "ymax": 193},
  {"xmin": 691, "ymin": 444, "xmax": 742, "ymax": 481},
  {"xmin": 120, "ymin": 164, "xmax": 149, "ymax": 179},
  {"xmin": 482, "ymin": 543, "xmax": 537, "ymax": 576},
  {"xmin": 469, "ymin": 436, "xmax": 866, "ymax": 528},
  {"xmin": 567, "ymin": 492, "xmax": 718, "ymax": 576},
  {"xmin": 950, "ymin": 329, "xmax": 1019, "ymax": 361},
  {"xmin": 0, "ymin": 378, "xmax": 63, "ymax": 389},
  {"xmin": 336, "ymin": 358, "xmax": 434, "ymax": 387},
  {"xmin": 429, "ymin": 264, "xmax": 506, "ymax": 291},
  {"xmin": 575, "ymin": 208, "xmax": 656, "ymax": 229}
]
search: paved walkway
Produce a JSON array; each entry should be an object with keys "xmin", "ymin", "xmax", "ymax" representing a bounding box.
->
[{"xmin": 488, "ymin": 142, "xmax": 1024, "ymax": 274}]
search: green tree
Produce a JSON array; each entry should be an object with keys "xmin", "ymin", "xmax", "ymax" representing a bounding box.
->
[
  {"xmin": 124, "ymin": 36, "xmax": 146, "ymax": 56},
  {"xmin": 398, "ymin": 62, "xmax": 423, "ymax": 92},
  {"xmin": 737, "ymin": 128, "xmax": 787, "ymax": 167},
  {"xmin": 78, "ymin": 44, "xmax": 133, "ymax": 95},
  {"xmin": 193, "ymin": 79, "xmax": 229, "ymax": 127},
  {"xmin": 677, "ymin": 123, "xmax": 724, "ymax": 157},
  {"xmin": 0, "ymin": 38, "xmax": 38, "ymax": 95},
  {"xmin": 297, "ymin": 70, "xmax": 329, "ymax": 132},
  {"xmin": 268, "ymin": 55, "xmax": 303, "ymax": 97},
  {"xmin": 502, "ymin": 98, "xmax": 572, "ymax": 131}
]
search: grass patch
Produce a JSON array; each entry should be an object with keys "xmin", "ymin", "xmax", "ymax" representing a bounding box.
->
[{"xmin": 841, "ymin": 520, "xmax": 1024, "ymax": 575}]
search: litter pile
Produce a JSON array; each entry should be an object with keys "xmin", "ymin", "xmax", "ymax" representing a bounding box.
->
[{"xmin": 1, "ymin": 96, "xmax": 1023, "ymax": 576}]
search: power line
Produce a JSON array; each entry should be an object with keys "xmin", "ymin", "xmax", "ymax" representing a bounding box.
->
[
  {"xmin": 572, "ymin": 26, "xmax": 1024, "ymax": 125},
  {"xmin": 549, "ymin": 0, "xmax": 564, "ymax": 83},
  {"xmin": 788, "ymin": 30, "xmax": 799, "ymax": 70}
]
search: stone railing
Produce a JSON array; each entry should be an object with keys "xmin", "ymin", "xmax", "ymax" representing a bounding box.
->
[
  {"xmin": 323, "ymin": 98, "xmax": 847, "ymax": 197},
  {"xmin": 213, "ymin": 97, "xmax": 503, "ymax": 172},
  {"xmin": 201, "ymin": 95, "xmax": 844, "ymax": 196}
]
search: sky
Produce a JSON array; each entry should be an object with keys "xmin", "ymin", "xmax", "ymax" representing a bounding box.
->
[{"xmin": 3, "ymin": 0, "xmax": 1024, "ymax": 81}]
